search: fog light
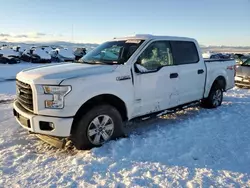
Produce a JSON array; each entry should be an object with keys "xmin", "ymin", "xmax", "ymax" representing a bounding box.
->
[
  {"xmin": 49, "ymin": 122, "xmax": 55, "ymax": 129},
  {"xmin": 39, "ymin": 121, "xmax": 55, "ymax": 131}
]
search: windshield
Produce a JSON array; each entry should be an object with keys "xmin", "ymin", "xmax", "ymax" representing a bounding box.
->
[{"xmin": 79, "ymin": 39, "xmax": 144, "ymax": 64}]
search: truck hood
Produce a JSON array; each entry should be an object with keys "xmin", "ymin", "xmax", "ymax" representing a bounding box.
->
[{"xmin": 16, "ymin": 63, "xmax": 117, "ymax": 85}]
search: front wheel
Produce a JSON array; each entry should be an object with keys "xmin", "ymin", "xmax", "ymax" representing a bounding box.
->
[
  {"xmin": 201, "ymin": 85, "xmax": 223, "ymax": 108},
  {"xmin": 71, "ymin": 104, "xmax": 124, "ymax": 150}
]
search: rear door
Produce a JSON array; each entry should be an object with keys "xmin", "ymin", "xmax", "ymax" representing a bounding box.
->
[{"xmin": 170, "ymin": 41, "xmax": 206, "ymax": 104}]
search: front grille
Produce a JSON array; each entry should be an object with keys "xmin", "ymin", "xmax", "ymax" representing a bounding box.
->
[{"xmin": 16, "ymin": 80, "xmax": 33, "ymax": 112}]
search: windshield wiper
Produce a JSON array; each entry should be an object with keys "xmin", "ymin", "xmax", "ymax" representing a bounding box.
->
[
  {"xmin": 76, "ymin": 60, "xmax": 97, "ymax": 64},
  {"xmin": 78, "ymin": 59, "xmax": 118, "ymax": 65}
]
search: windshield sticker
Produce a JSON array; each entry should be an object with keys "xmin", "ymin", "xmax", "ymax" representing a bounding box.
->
[{"xmin": 125, "ymin": 39, "xmax": 141, "ymax": 44}]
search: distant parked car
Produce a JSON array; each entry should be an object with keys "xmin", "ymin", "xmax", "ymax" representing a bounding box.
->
[
  {"xmin": 0, "ymin": 47, "xmax": 20, "ymax": 57},
  {"xmin": 210, "ymin": 53, "xmax": 231, "ymax": 59},
  {"xmin": 57, "ymin": 48, "xmax": 75, "ymax": 62},
  {"xmin": 32, "ymin": 48, "xmax": 51, "ymax": 63},
  {"xmin": 20, "ymin": 49, "xmax": 34, "ymax": 62},
  {"xmin": 235, "ymin": 58, "xmax": 250, "ymax": 87},
  {"xmin": 74, "ymin": 47, "xmax": 87, "ymax": 60},
  {"xmin": 0, "ymin": 48, "xmax": 20, "ymax": 64},
  {"xmin": 234, "ymin": 54, "xmax": 249, "ymax": 65},
  {"xmin": 20, "ymin": 48, "xmax": 51, "ymax": 63}
]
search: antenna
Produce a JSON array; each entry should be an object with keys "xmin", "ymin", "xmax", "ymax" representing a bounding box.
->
[{"xmin": 71, "ymin": 24, "xmax": 74, "ymax": 43}]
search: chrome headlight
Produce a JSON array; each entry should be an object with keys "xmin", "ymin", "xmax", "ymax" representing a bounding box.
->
[{"xmin": 43, "ymin": 85, "xmax": 71, "ymax": 109}]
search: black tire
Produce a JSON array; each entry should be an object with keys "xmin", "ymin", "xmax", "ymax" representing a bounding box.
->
[
  {"xmin": 201, "ymin": 84, "xmax": 223, "ymax": 108},
  {"xmin": 8, "ymin": 58, "xmax": 19, "ymax": 64},
  {"xmin": 71, "ymin": 104, "xmax": 124, "ymax": 150}
]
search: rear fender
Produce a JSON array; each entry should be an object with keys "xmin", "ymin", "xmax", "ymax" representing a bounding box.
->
[{"xmin": 204, "ymin": 69, "xmax": 227, "ymax": 98}]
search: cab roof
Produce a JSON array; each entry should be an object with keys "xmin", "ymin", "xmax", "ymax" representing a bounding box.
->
[{"xmin": 113, "ymin": 34, "xmax": 195, "ymax": 42}]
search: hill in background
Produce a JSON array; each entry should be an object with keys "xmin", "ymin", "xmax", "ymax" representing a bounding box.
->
[{"xmin": 1, "ymin": 41, "xmax": 250, "ymax": 53}]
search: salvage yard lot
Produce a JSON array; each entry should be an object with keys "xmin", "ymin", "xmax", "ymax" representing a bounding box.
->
[{"xmin": 0, "ymin": 64, "xmax": 250, "ymax": 187}]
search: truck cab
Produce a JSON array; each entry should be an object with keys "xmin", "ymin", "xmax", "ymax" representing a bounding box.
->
[{"xmin": 13, "ymin": 34, "xmax": 235, "ymax": 149}]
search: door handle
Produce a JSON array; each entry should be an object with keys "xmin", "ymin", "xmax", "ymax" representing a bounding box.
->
[
  {"xmin": 198, "ymin": 69, "xmax": 204, "ymax": 74},
  {"xmin": 170, "ymin": 73, "xmax": 178, "ymax": 79}
]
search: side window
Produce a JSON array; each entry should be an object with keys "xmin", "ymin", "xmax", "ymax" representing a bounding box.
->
[
  {"xmin": 170, "ymin": 41, "xmax": 199, "ymax": 65},
  {"xmin": 137, "ymin": 41, "xmax": 173, "ymax": 71}
]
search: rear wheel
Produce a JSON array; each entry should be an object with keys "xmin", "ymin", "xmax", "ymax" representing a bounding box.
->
[
  {"xmin": 201, "ymin": 84, "xmax": 223, "ymax": 108},
  {"xmin": 71, "ymin": 104, "xmax": 124, "ymax": 150}
]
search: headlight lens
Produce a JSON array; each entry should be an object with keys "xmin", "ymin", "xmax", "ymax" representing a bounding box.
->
[{"xmin": 43, "ymin": 85, "xmax": 71, "ymax": 109}]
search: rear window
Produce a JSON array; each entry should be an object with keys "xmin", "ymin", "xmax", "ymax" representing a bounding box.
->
[{"xmin": 170, "ymin": 41, "xmax": 199, "ymax": 65}]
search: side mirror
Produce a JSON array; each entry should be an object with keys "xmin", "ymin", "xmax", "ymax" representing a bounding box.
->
[
  {"xmin": 134, "ymin": 58, "xmax": 142, "ymax": 73},
  {"xmin": 134, "ymin": 58, "xmax": 149, "ymax": 73},
  {"xmin": 118, "ymin": 57, "xmax": 125, "ymax": 64},
  {"xmin": 134, "ymin": 63, "xmax": 141, "ymax": 73},
  {"xmin": 136, "ymin": 57, "xmax": 142, "ymax": 64}
]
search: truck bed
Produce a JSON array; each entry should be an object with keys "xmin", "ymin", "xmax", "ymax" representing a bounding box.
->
[{"xmin": 203, "ymin": 58, "xmax": 235, "ymax": 98}]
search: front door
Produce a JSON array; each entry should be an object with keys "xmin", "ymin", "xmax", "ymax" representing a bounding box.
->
[{"xmin": 131, "ymin": 40, "xmax": 179, "ymax": 117}]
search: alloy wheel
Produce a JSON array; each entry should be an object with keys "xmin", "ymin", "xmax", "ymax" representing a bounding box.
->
[{"xmin": 87, "ymin": 115, "xmax": 114, "ymax": 145}]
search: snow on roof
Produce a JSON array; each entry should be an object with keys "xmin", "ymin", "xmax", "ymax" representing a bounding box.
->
[
  {"xmin": 58, "ymin": 48, "xmax": 75, "ymax": 59},
  {"xmin": 0, "ymin": 48, "xmax": 20, "ymax": 57},
  {"xmin": 33, "ymin": 48, "xmax": 51, "ymax": 60}
]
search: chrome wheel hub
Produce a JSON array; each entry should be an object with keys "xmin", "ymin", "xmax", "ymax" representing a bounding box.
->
[
  {"xmin": 87, "ymin": 115, "xmax": 114, "ymax": 145},
  {"xmin": 212, "ymin": 89, "xmax": 222, "ymax": 106}
]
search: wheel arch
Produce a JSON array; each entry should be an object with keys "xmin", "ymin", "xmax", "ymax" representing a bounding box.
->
[
  {"xmin": 201, "ymin": 75, "xmax": 225, "ymax": 108},
  {"xmin": 70, "ymin": 94, "xmax": 128, "ymax": 134},
  {"xmin": 212, "ymin": 76, "xmax": 226, "ymax": 91}
]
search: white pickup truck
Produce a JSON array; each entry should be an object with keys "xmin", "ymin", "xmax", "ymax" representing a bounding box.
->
[{"xmin": 13, "ymin": 35, "xmax": 236, "ymax": 149}]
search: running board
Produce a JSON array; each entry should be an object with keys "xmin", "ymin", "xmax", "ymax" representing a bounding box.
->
[
  {"xmin": 133, "ymin": 101, "xmax": 200, "ymax": 122},
  {"xmin": 157, "ymin": 101, "xmax": 200, "ymax": 117}
]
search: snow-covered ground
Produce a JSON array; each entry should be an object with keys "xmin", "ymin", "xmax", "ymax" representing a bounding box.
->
[
  {"xmin": 0, "ymin": 63, "xmax": 41, "ymax": 95},
  {"xmin": 0, "ymin": 64, "xmax": 250, "ymax": 187},
  {"xmin": 0, "ymin": 63, "xmax": 39, "ymax": 81}
]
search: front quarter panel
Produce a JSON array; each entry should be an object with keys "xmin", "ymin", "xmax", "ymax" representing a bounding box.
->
[
  {"xmin": 37, "ymin": 67, "xmax": 134, "ymax": 119},
  {"xmin": 64, "ymin": 70, "xmax": 134, "ymax": 118}
]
